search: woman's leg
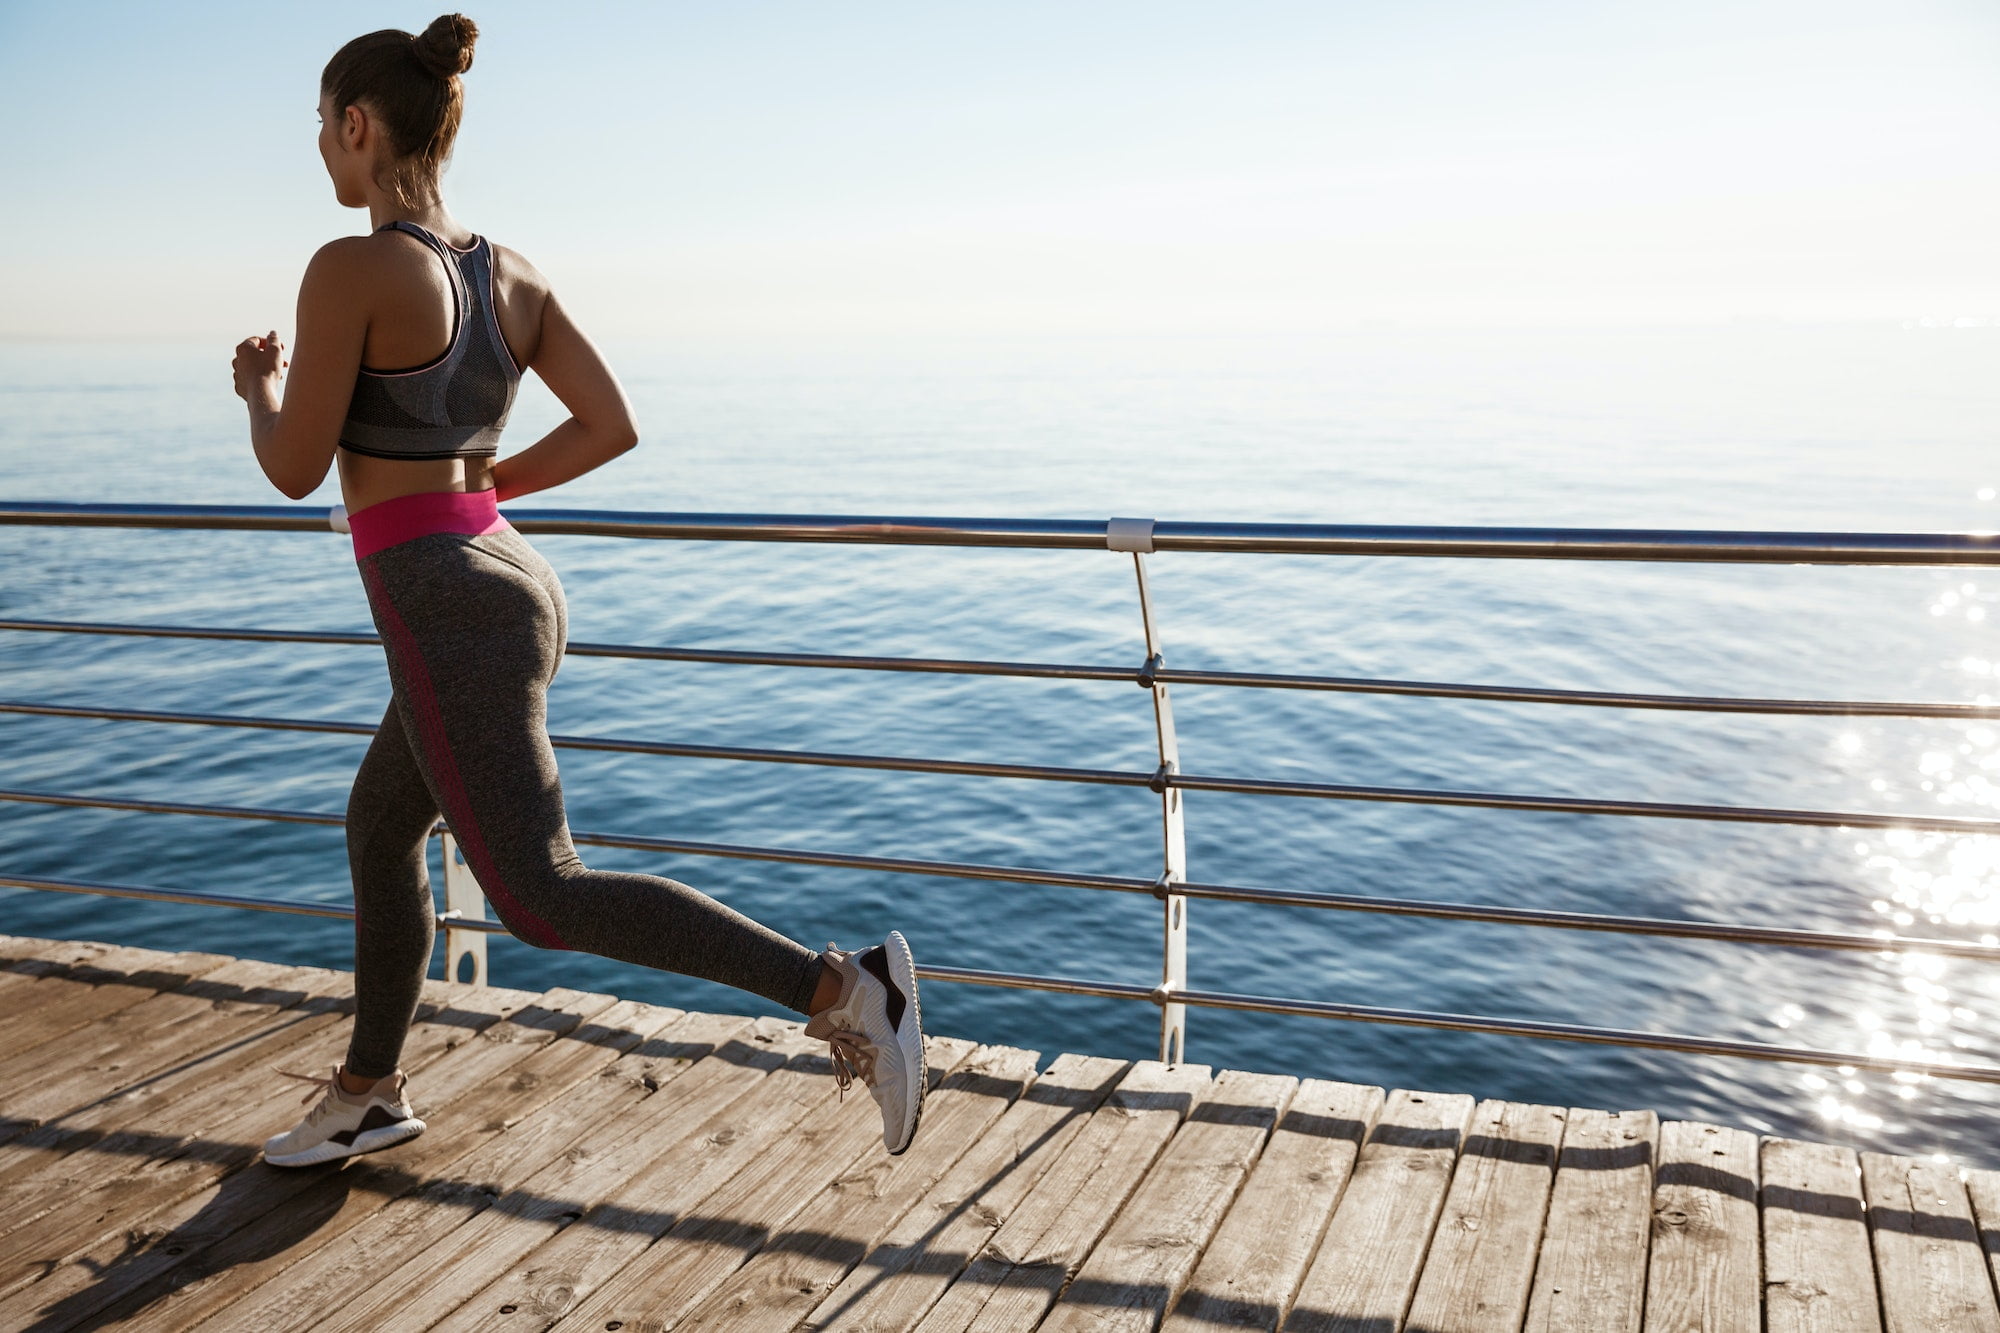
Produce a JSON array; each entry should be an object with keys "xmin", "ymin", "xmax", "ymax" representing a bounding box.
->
[
  {"xmin": 344, "ymin": 700, "xmax": 442, "ymax": 1079},
  {"xmin": 356, "ymin": 530, "xmax": 826, "ymax": 1015}
]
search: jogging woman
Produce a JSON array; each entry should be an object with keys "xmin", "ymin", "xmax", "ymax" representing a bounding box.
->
[{"xmin": 231, "ymin": 14, "xmax": 925, "ymax": 1164}]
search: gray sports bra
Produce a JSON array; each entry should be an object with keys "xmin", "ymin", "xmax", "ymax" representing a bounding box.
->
[{"xmin": 338, "ymin": 221, "xmax": 521, "ymax": 461}]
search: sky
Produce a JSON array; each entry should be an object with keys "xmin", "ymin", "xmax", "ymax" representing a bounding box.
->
[{"xmin": 1, "ymin": 0, "xmax": 1997, "ymax": 339}]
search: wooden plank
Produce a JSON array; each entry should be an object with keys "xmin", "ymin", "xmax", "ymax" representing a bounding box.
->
[
  {"xmin": 1643, "ymin": 1121, "xmax": 1759, "ymax": 1333},
  {"xmin": 1762, "ymin": 1138, "xmax": 1880, "ymax": 1333},
  {"xmin": 0, "ymin": 966, "xmax": 56, "ymax": 1008},
  {"xmin": 0, "ymin": 966, "xmax": 356, "ymax": 1195},
  {"xmin": 3, "ymin": 938, "xmax": 211, "ymax": 981},
  {"xmin": 1861, "ymin": 1151, "xmax": 2000, "ymax": 1333},
  {"xmin": 549, "ymin": 1037, "xmax": 983, "ymax": 1333},
  {"xmin": 0, "ymin": 973, "xmax": 508, "ymax": 1233},
  {"xmin": 352, "ymin": 1012, "xmax": 793, "ymax": 1333},
  {"xmin": 63, "ymin": 986, "xmax": 617, "ymax": 1331},
  {"xmin": 1162, "ymin": 1078, "xmax": 1384, "ymax": 1333},
  {"xmin": 1404, "ymin": 1099, "xmax": 1567, "ymax": 1333},
  {"xmin": 1962, "ymin": 1169, "xmax": 2000, "ymax": 1322},
  {"xmin": 87, "ymin": 1009, "xmax": 761, "ymax": 1333},
  {"xmin": 94, "ymin": 996, "xmax": 676, "ymax": 1333},
  {"xmin": 806, "ymin": 1052, "xmax": 1131, "ymax": 1333},
  {"xmin": 0, "ymin": 961, "xmax": 338, "ymax": 1192},
  {"xmin": 323, "ymin": 1012, "xmax": 800, "ymax": 1333},
  {"xmin": 422, "ymin": 1020, "xmax": 838, "ymax": 1333},
  {"xmin": 0, "ymin": 958, "xmax": 332, "ymax": 1132},
  {"xmin": 0, "ymin": 935, "xmax": 130, "ymax": 1002},
  {"xmin": 664, "ymin": 1043, "xmax": 1041, "ymax": 1333},
  {"xmin": 0, "ymin": 936, "xmax": 124, "ymax": 973},
  {"xmin": 0, "ymin": 945, "xmax": 232, "ymax": 1063},
  {"xmin": 1523, "ymin": 1108, "xmax": 1658, "ymax": 1333},
  {"xmin": 0, "ymin": 928, "xmax": 56, "ymax": 960},
  {"xmin": 1282, "ymin": 1087, "xmax": 1477, "ymax": 1333},
  {"xmin": 0, "ymin": 981, "xmax": 551, "ymax": 1299},
  {"xmin": 1040, "ymin": 1069, "xmax": 1295, "ymax": 1333},
  {"xmin": 3, "ymin": 995, "xmax": 678, "ymax": 1333},
  {"xmin": 913, "ymin": 1059, "xmax": 1213, "ymax": 1333}
]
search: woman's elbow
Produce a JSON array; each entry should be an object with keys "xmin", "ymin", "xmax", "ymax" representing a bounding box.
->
[
  {"xmin": 610, "ymin": 421, "xmax": 639, "ymax": 454},
  {"xmin": 273, "ymin": 465, "xmax": 324, "ymax": 501},
  {"xmin": 258, "ymin": 465, "xmax": 316, "ymax": 502}
]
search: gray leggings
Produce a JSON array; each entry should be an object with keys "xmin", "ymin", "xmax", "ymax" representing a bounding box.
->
[{"xmin": 345, "ymin": 523, "xmax": 823, "ymax": 1078}]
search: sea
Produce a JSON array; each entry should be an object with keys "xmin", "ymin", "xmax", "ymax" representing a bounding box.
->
[{"xmin": 4, "ymin": 322, "xmax": 1999, "ymax": 1164}]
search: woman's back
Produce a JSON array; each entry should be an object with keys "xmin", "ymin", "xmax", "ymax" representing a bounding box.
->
[
  {"xmin": 332, "ymin": 221, "xmax": 552, "ymax": 510},
  {"xmin": 350, "ymin": 222, "xmax": 544, "ymax": 372}
]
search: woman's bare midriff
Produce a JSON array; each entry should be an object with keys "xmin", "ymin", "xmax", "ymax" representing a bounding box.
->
[{"xmin": 337, "ymin": 449, "xmax": 497, "ymax": 514}]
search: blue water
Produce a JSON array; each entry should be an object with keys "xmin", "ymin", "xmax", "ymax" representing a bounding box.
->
[{"xmin": 6, "ymin": 325, "xmax": 2000, "ymax": 1163}]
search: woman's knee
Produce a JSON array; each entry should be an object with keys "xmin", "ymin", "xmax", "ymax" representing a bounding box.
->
[{"xmin": 487, "ymin": 891, "xmax": 577, "ymax": 952}]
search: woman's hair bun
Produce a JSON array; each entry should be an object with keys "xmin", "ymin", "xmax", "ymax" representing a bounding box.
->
[{"xmin": 413, "ymin": 13, "xmax": 478, "ymax": 78}]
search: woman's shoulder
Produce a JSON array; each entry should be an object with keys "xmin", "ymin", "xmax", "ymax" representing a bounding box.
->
[
  {"xmin": 302, "ymin": 230, "xmax": 437, "ymax": 289},
  {"xmin": 487, "ymin": 241, "xmax": 550, "ymax": 297}
]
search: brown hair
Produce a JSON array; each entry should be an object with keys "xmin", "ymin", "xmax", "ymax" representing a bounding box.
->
[{"xmin": 322, "ymin": 14, "xmax": 479, "ymax": 209}]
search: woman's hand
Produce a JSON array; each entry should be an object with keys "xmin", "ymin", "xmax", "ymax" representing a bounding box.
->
[{"xmin": 232, "ymin": 330, "xmax": 288, "ymax": 403}]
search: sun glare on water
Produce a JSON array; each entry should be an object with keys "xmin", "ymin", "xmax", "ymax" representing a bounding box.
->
[{"xmin": 1805, "ymin": 596, "xmax": 2000, "ymax": 1139}]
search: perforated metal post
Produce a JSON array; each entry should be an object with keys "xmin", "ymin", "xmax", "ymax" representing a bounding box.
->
[
  {"xmin": 1111, "ymin": 518, "xmax": 1187, "ymax": 1064},
  {"xmin": 439, "ymin": 830, "xmax": 489, "ymax": 986}
]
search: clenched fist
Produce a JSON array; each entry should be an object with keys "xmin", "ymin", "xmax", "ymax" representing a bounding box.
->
[{"xmin": 232, "ymin": 330, "xmax": 289, "ymax": 402}]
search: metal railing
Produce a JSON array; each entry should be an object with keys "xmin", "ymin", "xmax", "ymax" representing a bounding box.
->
[{"xmin": 4, "ymin": 500, "xmax": 2000, "ymax": 1083}]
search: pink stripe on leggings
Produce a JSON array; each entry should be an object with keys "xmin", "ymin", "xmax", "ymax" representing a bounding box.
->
[{"xmin": 359, "ymin": 560, "xmax": 568, "ymax": 950}]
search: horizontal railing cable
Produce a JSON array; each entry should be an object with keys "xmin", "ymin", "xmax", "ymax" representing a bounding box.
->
[
  {"xmin": 1152, "ymin": 665, "xmax": 2000, "ymax": 719},
  {"xmin": 3, "ymin": 867, "xmax": 1992, "ymax": 1085},
  {"xmin": 919, "ymin": 964, "xmax": 2000, "ymax": 1085},
  {"xmin": 8, "ymin": 501, "xmax": 2000, "ymax": 565},
  {"xmin": 0, "ymin": 788, "xmax": 344, "ymax": 827},
  {"xmin": 4, "ymin": 617, "xmax": 1996, "ymax": 719},
  {"xmin": 0, "ymin": 619, "xmax": 1129, "ymax": 684},
  {"xmin": 8, "ymin": 783, "xmax": 2000, "ymax": 961},
  {"xmin": 6, "ymin": 698, "xmax": 1999, "ymax": 836},
  {"xmin": 0, "ymin": 871, "xmax": 422, "ymax": 925},
  {"xmin": 1167, "ymin": 772, "xmax": 2000, "ymax": 835}
]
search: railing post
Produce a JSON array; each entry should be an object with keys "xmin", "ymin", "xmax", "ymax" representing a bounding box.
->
[
  {"xmin": 1114, "ymin": 518, "xmax": 1187, "ymax": 1065},
  {"xmin": 439, "ymin": 830, "xmax": 490, "ymax": 986}
]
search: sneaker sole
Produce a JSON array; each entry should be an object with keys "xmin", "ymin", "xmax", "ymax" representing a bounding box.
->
[
  {"xmin": 882, "ymin": 930, "xmax": 925, "ymax": 1155},
  {"xmin": 264, "ymin": 1117, "xmax": 427, "ymax": 1168}
]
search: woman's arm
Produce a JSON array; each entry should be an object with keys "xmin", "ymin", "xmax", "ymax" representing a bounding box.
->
[
  {"xmin": 490, "ymin": 289, "xmax": 639, "ymax": 503},
  {"xmin": 233, "ymin": 241, "xmax": 369, "ymax": 501}
]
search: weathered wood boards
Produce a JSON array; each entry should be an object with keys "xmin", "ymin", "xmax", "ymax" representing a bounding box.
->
[
  {"xmin": 912, "ymin": 1060, "xmax": 1214, "ymax": 1333},
  {"xmin": 1161, "ymin": 1077, "xmax": 1384, "ymax": 1332},
  {"xmin": 1862, "ymin": 1151, "xmax": 2000, "ymax": 1333},
  {"xmin": 1761, "ymin": 1137, "xmax": 1879, "ymax": 1333},
  {"xmin": 680, "ymin": 1043, "xmax": 1041, "ymax": 1333},
  {"xmin": 2, "ymin": 934, "xmax": 1999, "ymax": 1333},
  {"xmin": 806, "ymin": 1051, "xmax": 1130, "ymax": 1332},
  {"xmin": 1284, "ymin": 1088, "xmax": 1477, "ymax": 1333},
  {"xmin": 1039, "ymin": 1069, "xmax": 1295, "ymax": 1333},
  {"xmin": 1404, "ymin": 1099, "xmax": 1566, "ymax": 1332},
  {"xmin": 1645, "ymin": 1121, "xmax": 1760, "ymax": 1333},
  {"xmin": 1524, "ymin": 1108, "xmax": 1657, "ymax": 1333}
]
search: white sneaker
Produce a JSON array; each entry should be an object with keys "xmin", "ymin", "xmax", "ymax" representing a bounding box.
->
[
  {"xmin": 262, "ymin": 1063, "xmax": 426, "ymax": 1167},
  {"xmin": 804, "ymin": 931, "xmax": 926, "ymax": 1154}
]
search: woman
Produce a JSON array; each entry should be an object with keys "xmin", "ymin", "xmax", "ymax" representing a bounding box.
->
[{"xmin": 231, "ymin": 14, "xmax": 925, "ymax": 1164}]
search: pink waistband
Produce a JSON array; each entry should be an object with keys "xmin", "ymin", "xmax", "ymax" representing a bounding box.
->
[{"xmin": 348, "ymin": 488, "xmax": 510, "ymax": 560}]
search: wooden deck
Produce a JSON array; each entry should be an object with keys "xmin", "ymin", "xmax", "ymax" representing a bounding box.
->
[{"xmin": 1, "ymin": 935, "xmax": 1997, "ymax": 1332}]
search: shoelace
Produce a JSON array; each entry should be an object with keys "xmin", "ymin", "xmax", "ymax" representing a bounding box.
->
[
  {"xmin": 273, "ymin": 1066, "xmax": 401, "ymax": 1123},
  {"xmin": 273, "ymin": 1066, "xmax": 341, "ymax": 1124},
  {"xmin": 824, "ymin": 1029, "xmax": 877, "ymax": 1102}
]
